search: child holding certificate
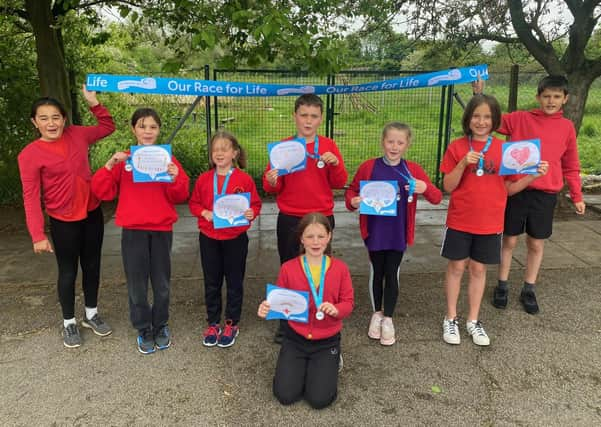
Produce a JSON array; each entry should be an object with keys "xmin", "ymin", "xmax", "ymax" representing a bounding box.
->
[
  {"xmin": 189, "ymin": 131, "xmax": 261, "ymax": 348},
  {"xmin": 263, "ymin": 94, "xmax": 348, "ymax": 343},
  {"xmin": 257, "ymin": 212, "xmax": 354, "ymax": 409},
  {"xmin": 474, "ymin": 76, "xmax": 585, "ymax": 314},
  {"xmin": 91, "ymin": 108, "xmax": 190, "ymax": 354},
  {"xmin": 439, "ymin": 95, "xmax": 548, "ymax": 347},
  {"xmin": 345, "ymin": 122, "xmax": 442, "ymax": 346}
]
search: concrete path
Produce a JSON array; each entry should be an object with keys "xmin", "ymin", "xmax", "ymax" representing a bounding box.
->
[{"xmin": 1, "ymin": 196, "xmax": 601, "ymax": 425}]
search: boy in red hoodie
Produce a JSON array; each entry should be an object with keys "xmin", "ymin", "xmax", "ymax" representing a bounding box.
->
[
  {"xmin": 475, "ymin": 75, "xmax": 585, "ymax": 314},
  {"xmin": 263, "ymin": 94, "xmax": 348, "ymax": 342}
]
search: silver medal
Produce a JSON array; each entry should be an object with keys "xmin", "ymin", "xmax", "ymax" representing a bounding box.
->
[
  {"xmin": 408, "ymin": 195, "xmax": 414, "ymax": 203},
  {"xmin": 476, "ymin": 168, "xmax": 484, "ymax": 176},
  {"xmin": 315, "ymin": 311, "xmax": 325, "ymax": 320},
  {"xmin": 125, "ymin": 163, "xmax": 133, "ymax": 172},
  {"xmin": 317, "ymin": 160, "xmax": 325, "ymax": 169}
]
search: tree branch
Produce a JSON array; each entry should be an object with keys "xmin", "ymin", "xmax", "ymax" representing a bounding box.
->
[{"xmin": 508, "ymin": 0, "xmax": 562, "ymax": 73}]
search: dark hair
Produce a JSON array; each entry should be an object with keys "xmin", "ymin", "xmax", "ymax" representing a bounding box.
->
[
  {"xmin": 131, "ymin": 108, "xmax": 162, "ymax": 128},
  {"xmin": 537, "ymin": 75, "xmax": 569, "ymax": 95},
  {"xmin": 296, "ymin": 212, "xmax": 332, "ymax": 256},
  {"xmin": 462, "ymin": 94, "xmax": 502, "ymax": 136},
  {"xmin": 30, "ymin": 97, "xmax": 67, "ymax": 119},
  {"xmin": 382, "ymin": 121, "xmax": 412, "ymax": 142},
  {"xmin": 294, "ymin": 94, "xmax": 324, "ymax": 113},
  {"xmin": 209, "ymin": 131, "xmax": 247, "ymax": 169}
]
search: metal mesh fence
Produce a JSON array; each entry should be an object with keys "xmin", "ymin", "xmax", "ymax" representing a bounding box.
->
[{"xmin": 213, "ymin": 69, "xmax": 448, "ymax": 192}]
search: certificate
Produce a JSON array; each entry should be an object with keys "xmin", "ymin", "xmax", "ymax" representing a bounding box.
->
[
  {"xmin": 268, "ymin": 138, "xmax": 307, "ymax": 176},
  {"xmin": 130, "ymin": 144, "xmax": 172, "ymax": 183},
  {"xmin": 265, "ymin": 284, "xmax": 309, "ymax": 323},
  {"xmin": 213, "ymin": 192, "xmax": 251, "ymax": 229},
  {"xmin": 359, "ymin": 180, "xmax": 399, "ymax": 216},
  {"xmin": 499, "ymin": 139, "xmax": 541, "ymax": 175}
]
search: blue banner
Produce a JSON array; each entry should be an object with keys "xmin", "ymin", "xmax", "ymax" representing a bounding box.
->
[{"xmin": 86, "ymin": 64, "xmax": 488, "ymax": 97}]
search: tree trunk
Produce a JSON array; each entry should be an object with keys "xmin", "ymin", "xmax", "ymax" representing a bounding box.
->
[
  {"xmin": 563, "ymin": 71, "xmax": 594, "ymax": 135},
  {"xmin": 554, "ymin": 71, "xmax": 593, "ymax": 211},
  {"xmin": 24, "ymin": 0, "xmax": 72, "ymax": 123}
]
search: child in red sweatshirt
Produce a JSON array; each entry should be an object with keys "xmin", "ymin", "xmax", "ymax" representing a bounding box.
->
[
  {"xmin": 475, "ymin": 76, "xmax": 585, "ymax": 314},
  {"xmin": 258, "ymin": 212, "xmax": 354, "ymax": 409},
  {"xmin": 92, "ymin": 108, "xmax": 189, "ymax": 354},
  {"xmin": 189, "ymin": 131, "xmax": 261, "ymax": 348},
  {"xmin": 18, "ymin": 86, "xmax": 115, "ymax": 349},
  {"xmin": 263, "ymin": 94, "xmax": 348, "ymax": 343}
]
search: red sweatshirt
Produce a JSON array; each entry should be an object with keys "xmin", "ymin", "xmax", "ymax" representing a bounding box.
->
[
  {"xmin": 262, "ymin": 135, "xmax": 348, "ymax": 217},
  {"xmin": 91, "ymin": 154, "xmax": 189, "ymax": 231},
  {"xmin": 277, "ymin": 256, "xmax": 354, "ymax": 340},
  {"xmin": 189, "ymin": 168, "xmax": 262, "ymax": 240},
  {"xmin": 344, "ymin": 158, "xmax": 442, "ymax": 245},
  {"xmin": 18, "ymin": 104, "xmax": 115, "ymax": 243},
  {"xmin": 498, "ymin": 109, "xmax": 583, "ymax": 202}
]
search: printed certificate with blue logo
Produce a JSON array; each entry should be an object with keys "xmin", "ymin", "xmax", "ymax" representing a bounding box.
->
[
  {"xmin": 359, "ymin": 180, "xmax": 399, "ymax": 216},
  {"xmin": 212, "ymin": 192, "xmax": 251, "ymax": 229},
  {"xmin": 130, "ymin": 144, "xmax": 173, "ymax": 183},
  {"xmin": 265, "ymin": 284, "xmax": 309, "ymax": 323},
  {"xmin": 268, "ymin": 139, "xmax": 307, "ymax": 176}
]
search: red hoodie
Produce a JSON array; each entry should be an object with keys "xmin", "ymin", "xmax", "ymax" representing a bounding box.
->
[
  {"xmin": 262, "ymin": 135, "xmax": 348, "ymax": 217},
  {"xmin": 498, "ymin": 109, "xmax": 582, "ymax": 202},
  {"xmin": 91, "ymin": 153, "xmax": 189, "ymax": 231}
]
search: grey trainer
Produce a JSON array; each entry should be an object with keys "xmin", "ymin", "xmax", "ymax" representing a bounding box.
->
[
  {"xmin": 81, "ymin": 314, "xmax": 113, "ymax": 336},
  {"xmin": 63, "ymin": 324, "xmax": 82, "ymax": 348}
]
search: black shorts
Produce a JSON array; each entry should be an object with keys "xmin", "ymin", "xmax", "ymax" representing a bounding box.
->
[
  {"xmin": 504, "ymin": 190, "xmax": 557, "ymax": 239},
  {"xmin": 441, "ymin": 227, "xmax": 502, "ymax": 265}
]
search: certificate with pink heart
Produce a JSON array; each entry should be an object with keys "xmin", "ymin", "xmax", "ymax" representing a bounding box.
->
[{"xmin": 500, "ymin": 139, "xmax": 541, "ymax": 175}]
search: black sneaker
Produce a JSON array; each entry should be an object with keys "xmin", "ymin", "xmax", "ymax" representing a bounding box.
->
[
  {"xmin": 137, "ymin": 328, "xmax": 155, "ymax": 354},
  {"xmin": 492, "ymin": 286, "xmax": 508, "ymax": 309},
  {"xmin": 81, "ymin": 314, "xmax": 113, "ymax": 336},
  {"xmin": 155, "ymin": 325, "xmax": 171, "ymax": 350},
  {"xmin": 63, "ymin": 324, "xmax": 82, "ymax": 348},
  {"xmin": 520, "ymin": 290, "xmax": 539, "ymax": 314}
]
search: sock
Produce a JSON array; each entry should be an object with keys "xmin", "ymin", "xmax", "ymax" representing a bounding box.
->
[
  {"xmin": 498, "ymin": 280, "xmax": 508, "ymax": 290},
  {"xmin": 85, "ymin": 306, "xmax": 98, "ymax": 320},
  {"xmin": 523, "ymin": 282, "xmax": 535, "ymax": 293},
  {"xmin": 63, "ymin": 318, "xmax": 76, "ymax": 328}
]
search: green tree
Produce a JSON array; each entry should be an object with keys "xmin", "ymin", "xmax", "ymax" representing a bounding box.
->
[{"xmin": 395, "ymin": 0, "xmax": 601, "ymax": 132}]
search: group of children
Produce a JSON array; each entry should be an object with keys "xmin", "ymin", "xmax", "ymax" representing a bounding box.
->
[{"xmin": 19, "ymin": 75, "xmax": 584, "ymax": 409}]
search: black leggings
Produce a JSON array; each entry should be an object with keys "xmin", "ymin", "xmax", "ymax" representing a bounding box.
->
[
  {"xmin": 199, "ymin": 232, "xmax": 248, "ymax": 325},
  {"xmin": 49, "ymin": 207, "xmax": 104, "ymax": 319},
  {"xmin": 368, "ymin": 250, "xmax": 404, "ymax": 317}
]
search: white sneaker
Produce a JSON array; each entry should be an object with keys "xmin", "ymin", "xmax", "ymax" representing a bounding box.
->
[
  {"xmin": 368, "ymin": 312, "xmax": 384, "ymax": 339},
  {"xmin": 380, "ymin": 317, "xmax": 395, "ymax": 346},
  {"xmin": 442, "ymin": 317, "xmax": 461, "ymax": 345},
  {"xmin": 466, "ymin": 320, "xmax": 490, "ymax": 346}
]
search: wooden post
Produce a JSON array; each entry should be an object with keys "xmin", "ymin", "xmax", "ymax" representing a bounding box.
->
[{"xmin": 508, "ymin": 64, "xmax": 519, "ymax": 112}]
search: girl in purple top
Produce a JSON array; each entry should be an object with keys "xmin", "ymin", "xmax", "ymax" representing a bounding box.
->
[{"xmin": 345, "ymin": 122, "xmax": 442, "ymax": 345}]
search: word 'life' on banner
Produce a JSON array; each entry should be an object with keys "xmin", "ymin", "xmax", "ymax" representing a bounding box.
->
[{"xmin": 86, "ymin": 65, "xmax": 489, "ymax": 97}]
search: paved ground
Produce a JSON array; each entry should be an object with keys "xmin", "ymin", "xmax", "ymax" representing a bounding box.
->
[{"xmin": 1, "ymin": 195, "xmax": 601, "ymax": 426}]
